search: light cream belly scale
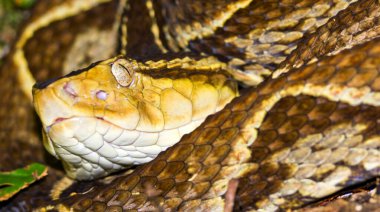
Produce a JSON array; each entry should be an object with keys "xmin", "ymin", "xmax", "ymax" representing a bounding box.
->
[{"xmin": 47, "ymin": 116, "xmax": 206, "ymax": 180}]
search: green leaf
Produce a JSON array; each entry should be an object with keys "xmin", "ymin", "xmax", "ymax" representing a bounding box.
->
[
  {"xmin": 0, "ymin": 163, "xmax": 48, "ymax": 201},
  {"xmin": 13, "ymin": 0, "xmax": 36, "ymax": 9}
]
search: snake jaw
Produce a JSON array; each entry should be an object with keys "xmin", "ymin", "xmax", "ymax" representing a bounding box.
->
[{"xmin": 38, "ymin": 115, "xmax": 207, "ymax": 180}]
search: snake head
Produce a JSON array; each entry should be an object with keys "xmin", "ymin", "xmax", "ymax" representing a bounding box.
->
[
  {"xmin": 32, "ymin": 56, "xmax": 238, "ymax": 180},
  {"xmin": 32, "ymin": 56, "xmax": 144, "ymax": 180}
]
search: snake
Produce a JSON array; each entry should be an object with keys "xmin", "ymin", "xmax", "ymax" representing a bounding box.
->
[{"xmin": 1, "ymin": 0, "xmax": 380, "ymax": 211}]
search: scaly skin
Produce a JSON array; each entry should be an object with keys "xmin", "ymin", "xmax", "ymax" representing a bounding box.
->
[
  {"xmin": 275, "ymin": 0, "xmax": 380, "ymax": 77},
  {"xmin": 47, "ymin": 34, "xmax": 380, "ymax": 212},
  {"xmin": 1, "ymin": 0, "xmax": 380, "ymax": 210},
  {"xmin": 158, "ymin": 0, "xmax": 359, "ymax": 85}
]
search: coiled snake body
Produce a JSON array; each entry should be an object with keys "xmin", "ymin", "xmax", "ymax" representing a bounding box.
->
[{"xmin": 1, "ymin": 0, "xmax": 380, "ymax": 211}]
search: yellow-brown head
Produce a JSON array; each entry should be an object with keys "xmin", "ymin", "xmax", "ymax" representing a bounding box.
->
[{"xmin": 33, "ymin": 56, "xmax": 238, "ymax": 180}]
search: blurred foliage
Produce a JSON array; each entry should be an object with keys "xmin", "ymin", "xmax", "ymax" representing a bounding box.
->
[
  {"xmin": 13, "ymin": 0, "xmax": 36, "ymax": 9},
  {"xmin": 0, "ymin": 0, "xmax": 35, "ymax": 62}
]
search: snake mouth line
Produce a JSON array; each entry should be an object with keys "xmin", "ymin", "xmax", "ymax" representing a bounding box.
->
[
  {"xmin": 54, "ymin": 116, "xmax": 104, "ymax": 124},
  {"xmin": 46, "ymin": 116, "xmax": 106, "ymax": 133}
]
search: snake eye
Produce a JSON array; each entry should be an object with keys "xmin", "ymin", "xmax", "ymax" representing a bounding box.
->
[{"xmin": 111, "ymin": 59, "xmax": 136, "ymax": 87}]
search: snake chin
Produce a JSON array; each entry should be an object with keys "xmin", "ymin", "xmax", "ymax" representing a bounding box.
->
[
  {"xmin": 40, "ymin": 115, "xmax": 205, "ymax": 180},
  {"xmin": 42, "ymin": 128, "xmax": 58, "ymax": 159}
]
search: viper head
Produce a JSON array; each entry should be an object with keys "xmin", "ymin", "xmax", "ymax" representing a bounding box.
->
[{"xmin": 32, "ymin": 56, "xmax": 238, "ymax": 180}]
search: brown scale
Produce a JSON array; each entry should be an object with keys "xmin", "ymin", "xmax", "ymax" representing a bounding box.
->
[
  {"xmin": 278, "ymin": 0, "xmax": 380, "ymax": 74},
  {"xmin": 181, "ymin": 0, "xmax": 356, "ymax": 75},
  {"xmin": 154, "ymin": 0, "xmax": 237, "ymax": 50},
  {"xmin": 25, "ymin": 0, "xmax": 67, "ymax": 23},
  {"xmin": 0, "ymin": 60, "xmax": 42, "ymax": 170},
  {"xmin": 125, "ymin": 0, "xmax": 164, "ymax": 58},
  {"xmin": 48, "ymin": 32, "xmax": 380, "ymax": 211},
  {"xmin": 2, "ymin": 0, "xmax": 380, "ymax": 210},
  {"xmin": 24, "ymin": 1, "xmax": 119, "ymax": 82},
  {"xmin": 234, "ymin": 96, "xmax": 378, "ymax": 210}
]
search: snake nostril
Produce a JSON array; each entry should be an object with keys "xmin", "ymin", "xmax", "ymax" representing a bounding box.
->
[
  {"xmin": 96, "ymin": 90, "xmax": 108, "ymax": 100},
  {"xmin": 63, "ymin": 82, "xmax": 77, "ymax": 98}
]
